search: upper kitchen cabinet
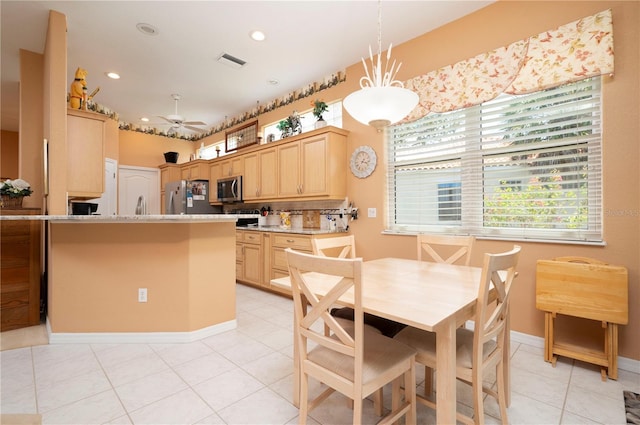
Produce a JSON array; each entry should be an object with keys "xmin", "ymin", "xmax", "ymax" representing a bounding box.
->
[
  {"xmin": 180, "ymin": 159, "xmax": 209, "ymax": 180},
  {"xmin": 67, "ymin": 109, "xmax": 107, "ymax": 198},
  {"xmin": 243, "ymin": 147, "xmax": 277, "ymax": 201},
  {"xmin": 278, "ymin": 128, "xmax": 347, "ymax": 200},
  {"xmin": 220, "ymin": 156, "xmax": 244, "ymax": 178}
]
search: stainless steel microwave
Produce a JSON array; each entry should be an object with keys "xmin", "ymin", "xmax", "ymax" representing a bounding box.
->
[{"xmin": 217, "ymin": 176, "xmax": 243, "ymax": 203}]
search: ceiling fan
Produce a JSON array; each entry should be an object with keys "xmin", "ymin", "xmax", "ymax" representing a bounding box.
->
[{"xmin": 157, "ymin": 94, "xmax": 207, "ymax": 133}]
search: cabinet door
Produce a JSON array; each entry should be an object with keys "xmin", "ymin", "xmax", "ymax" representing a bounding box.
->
[
  {"xmin": 301, "ymin": 136, "xmax": 329, "ymax": 196},
  {"xmin": 67, "ymin": 112, "xmax": 105, "ymax": 197},
  {"xmin": 209, "ymin": 162, "xmax": 223, "ymax": 202},
  {"xmin": 243, "ymin": 153, "xmax": 259, "ymax": 200},
  {"xmin": 258, "ymin": 147, "xmax": 278, "ymax": 199},
  {"xmin": 278, "ymin": 142, "xmax": 301, "ymax": 197},
  {"xmin": 243, "ymin": 244, "xmax": 262, "ymax": 285},
  {"xmin": 221, "ymin": 157, "xmax": 243, "ymax": 177}
]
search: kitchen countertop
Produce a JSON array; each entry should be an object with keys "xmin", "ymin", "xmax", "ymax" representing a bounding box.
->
[
  {"xmin": 0, "ymin": 214, "xmax": 259, "ymax": 223},
  {"xmin": 235, "ymin": 224, "xmax": 348, "ymax": 235}
]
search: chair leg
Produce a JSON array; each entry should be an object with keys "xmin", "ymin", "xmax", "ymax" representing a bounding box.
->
[
  {"xmin": 407, "ymin": 362, "xmax": 417, "ymax": 424},
  {"xmin": 496, "ymin": 361, "xmax": 509, "ymax": 424},
  {"xmin": 298, "ymin": 372, "xmax": 309, "ymax": 425},
  {"xmin": 374, "ymin": 388, "xmax": 384, "ymax": 416},
  {"xmin": 424, "ymin": 365, "xmax": 434, "ymax": 398},
  {"xmin": 472, "ymin": 368, "xmax": 485, "ymax": 425}
]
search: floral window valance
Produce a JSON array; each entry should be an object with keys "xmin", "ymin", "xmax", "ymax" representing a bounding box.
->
[{"xmin": 403, "ymin": 9, "xmax": 613, "ymax": 122}]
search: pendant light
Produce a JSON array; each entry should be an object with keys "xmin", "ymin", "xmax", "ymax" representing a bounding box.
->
[{"xmin": 343, "ymin": 0, "xmax": 419, "ymax": 132}]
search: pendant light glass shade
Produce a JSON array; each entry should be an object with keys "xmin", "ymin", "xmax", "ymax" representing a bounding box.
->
[
  {"xmin": 344, "ymin": 86, "xmax": 418, "ymax": 131},
  {"xmin": 343, "ymin": 1, "xmax": 419, "ymax": 131}
]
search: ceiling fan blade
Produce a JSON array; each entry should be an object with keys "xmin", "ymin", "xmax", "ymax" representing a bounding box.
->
[
  {"xmin": 183, "ymin": 125, "xmax": 207, "ymax": 133},
  {"xmin": 158, "ymin": 116, "xmax": 178, "ymax": 124},
  {"xmin": 183, "ymin": 120, "xmax": 207, "ymax": 126}
]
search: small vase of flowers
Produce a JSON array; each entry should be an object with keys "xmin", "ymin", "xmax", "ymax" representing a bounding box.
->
[
  {"xmin": 0, "ymin": 178, "xmax": 33, "ymax": 208},
  {"xmin": 311, "ymin": 100, "xmax": 328, "ymax": 129}
]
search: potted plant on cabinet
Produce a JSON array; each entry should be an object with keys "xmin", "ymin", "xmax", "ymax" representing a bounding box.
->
[
  {"xmin": 0, "ymin": 179, "xmax": 33, "ymax": 208},
  {"xmin": 312, "ymin": 99, "xmax": 328, "ymax": 129}
]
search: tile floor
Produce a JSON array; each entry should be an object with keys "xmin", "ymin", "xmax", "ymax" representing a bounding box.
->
[{"xmin": 1, "ymin": 283, "xmax": 638, "ymax": 425}]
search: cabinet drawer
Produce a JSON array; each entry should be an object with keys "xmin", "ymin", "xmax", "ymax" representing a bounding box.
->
[
  {"xmin": 242, "ymin": 232, "xmax": 262, "ymax": 244},
  {"xmin": 272, "ymin": 246, "xmax": 312, "ymax": 271},
  {"xmin": 272, "ymin": 234, "xmax": 312, "ymax": 250}
]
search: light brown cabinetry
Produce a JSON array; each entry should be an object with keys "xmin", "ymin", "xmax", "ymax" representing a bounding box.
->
[
  {"xmin": 243, "ymin": 147, "xmax": 277, "ymax": 201},
  {"xmin": 67, "ymin": 109, "xmax": 107, "ymax": 198},
  {"xmin": 1, "ymin": 209, "xmax": 41, "ymax": 331},
  {"xmin": 236, "ymin": 230, "xmax": 263, "ymax": 287},
  {"xmin": 159, "ymin": 164, "xmax": 181, "ymax": 214},
  {"xmin": 220, "ymin": 157, "xmax": 244, "ymax": 178},
  {"xmin": 236, "ymin": 230, "xmax": 337, "ymax": 295},
  {"xmin": 277, "ymin": 133, "xmax": 346, "ymax": 199},
  {"xmin": 180, "ymin": 160, "xmax": 208, "ymax": 180}
]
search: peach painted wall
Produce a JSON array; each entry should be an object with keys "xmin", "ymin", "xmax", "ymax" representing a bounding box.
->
[
  {"xmin": 1, "ymin": 130, "xmax": 18, "ymax": 179},
  {"xmin": 336, "ymin": 1, "xmax": 639, "ymax": 361},
  {"xmin": 48, "ymin": 221, "xmax": 236, "ymax": 333},
  {"xmin": 19, "ymin": 49, "xmax": 44, "ymax": 210},
  {"xmin": 118, "ymin": 130, "xmax": 201, "ymax": 168},
  {"xmin": 43, "ymin": 10, "xmax": 68, "ymax": 215}
]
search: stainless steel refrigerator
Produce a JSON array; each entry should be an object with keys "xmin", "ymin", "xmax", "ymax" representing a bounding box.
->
[{"xmin": 165, "ymin": 180, "xmax": 220, "ymax": 214}]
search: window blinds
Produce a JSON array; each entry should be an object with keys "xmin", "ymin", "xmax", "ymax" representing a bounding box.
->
[{"xmin": 387, "ymin": 77, "xmax": 602, "ymax": 242}]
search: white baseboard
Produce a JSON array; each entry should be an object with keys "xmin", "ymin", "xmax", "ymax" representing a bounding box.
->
[
  {"xmin": 465, "ymin": 321, "xmax": 640, "ymax": 374},
  {"xmin": 46, "ymin": 318, "xmax": 237, "ymax": 344}
]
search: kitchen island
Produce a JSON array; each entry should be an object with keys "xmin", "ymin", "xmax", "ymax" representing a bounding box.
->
[{"xmin": 0, "ymin": 214, "xmax": 255, "ymax": 343}]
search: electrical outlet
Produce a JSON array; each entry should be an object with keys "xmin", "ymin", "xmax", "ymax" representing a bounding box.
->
[
  {"xmin": 367, "ymin": 208, "xmax": 377, "ymax": 218},
  {"xmin": 138, "ymin": 288, "xmax": 147, "ymax": 303}
]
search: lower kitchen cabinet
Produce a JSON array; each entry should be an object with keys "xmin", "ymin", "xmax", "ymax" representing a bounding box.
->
[
  {"xmin": 1, "ymin": 209, "xmax": 41, "ymax": 331},
  {"xmin": 236, "ymin": 230, "xmax": 263, "ymax": 287},
  {"xmin": 235, "ymin": 229, "xmax": 338, "ymax": 295}
]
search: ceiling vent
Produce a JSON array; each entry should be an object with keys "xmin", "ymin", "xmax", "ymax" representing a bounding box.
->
[{"xmin": 217, "ymin": 53, "xmax": 247, "ymax": 69}]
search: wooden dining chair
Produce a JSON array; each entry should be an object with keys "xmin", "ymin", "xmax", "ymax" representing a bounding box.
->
[
  {"xmin": 414, "ymin": 234, "xmax": 476, "ymax": 394},
  {"xmin": 417, "ymin": 234, "xmax": 475, "ymax": 265},
  {"xmin": 286, "ymin": 248, "xmax": 417, "ymax": 425},
  {"xmin": 395, "ymin": 245, "xmax": 521, "ymax": 425}
]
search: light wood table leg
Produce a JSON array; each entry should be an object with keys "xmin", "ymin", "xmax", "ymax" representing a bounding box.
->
[
  {"xmin": 505, "ymin": 306, "xmax": 511, "ymax": 407},
  {"xmin": 608, "ymin": 323, "xmax": 618, "ymax": 380},
  {"xmin": 436, "ymin": 320, "xmax": 457, "ymax": 425}
]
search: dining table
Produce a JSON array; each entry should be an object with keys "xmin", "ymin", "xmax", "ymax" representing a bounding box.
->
[{"xmin": 271, "ymin": 256, "xmax": 511, "ymax": 425}]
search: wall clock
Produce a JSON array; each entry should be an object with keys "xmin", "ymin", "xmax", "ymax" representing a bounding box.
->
[{"xmin": 350, "ymin": 145, "xmax": 377, "ymax": 178}]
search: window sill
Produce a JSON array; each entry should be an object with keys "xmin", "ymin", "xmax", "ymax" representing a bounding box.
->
[{"xmin": 381, "ymin": 230, "xmax": 607, "ymax": 246}]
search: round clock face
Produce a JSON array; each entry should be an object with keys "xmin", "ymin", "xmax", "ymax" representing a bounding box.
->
[{"xmin": 350, "ymin": 145, "xmax": 377, "ymax": 178}]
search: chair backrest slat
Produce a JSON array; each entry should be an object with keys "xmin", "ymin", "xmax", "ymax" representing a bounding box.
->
[
  {"xmin": 417, "ymin": 234, "xmax": 475, "ymax": 266},
  {"xmin": 286, "ymin": 248, "xmax": 363, "ymax": 364},
  {"xmin": 474, "ymin": 245, "xmax": 521, "ymax": 360},
  {"xmin": 312, "ymin": 235, "xmax": 357, "ymax": 259}
]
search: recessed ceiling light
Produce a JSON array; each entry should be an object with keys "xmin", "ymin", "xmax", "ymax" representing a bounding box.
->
[
  {"xmin": 105, "ymin": 72, "xmax": 120, "ymax": 79},
  {"xmin": 136, "ymin": 23, "xmax": 158, "ymax": 36},
  {"xmin": 268, "ymin": 79, "xmax": 279, "ymax": 86},
  {"xmin": 250, "ymin": 30, "xmax": 266, "ymax": 41},
  {"xmin": 140, "ymin": 117, "xmax": 149, "ymax": 122}
]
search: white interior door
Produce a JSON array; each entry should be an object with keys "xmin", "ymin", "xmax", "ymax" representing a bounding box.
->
[
  {"xmin": 89, "ymin": 158, "xmax": 117, "ymax": 215},
  {"xmin": 118, "ymin": 166, "xmax": 160, "ymax": 215}
]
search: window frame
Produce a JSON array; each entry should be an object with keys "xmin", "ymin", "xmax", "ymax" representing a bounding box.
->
[{"xmin": 386, "ymin": 77, "xmax": 603, "ymax": 244}]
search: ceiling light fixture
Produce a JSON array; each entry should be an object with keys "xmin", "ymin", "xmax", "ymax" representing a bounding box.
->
[
  {"xmin": 250, "ymin": 30, "xmax": 266, "ymax": 41},
  {"xmin": 105, "ymin": 72, "xmax": 120, "ymax": 79},
  {"xmin": 140, "ymin": 117, "xmax": 149, "ymax": 122},
  {"xmin": 136, "ymin": 23, "xmax": 158, "ymax": 36},
  {"xmin": 343, "ymin": 0, "xmax": 419, "ymax": 132}
]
